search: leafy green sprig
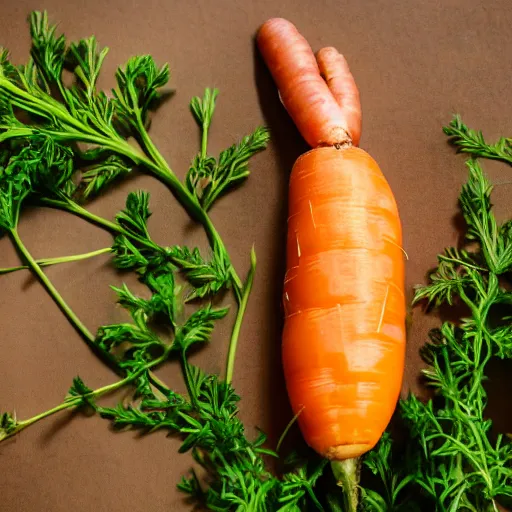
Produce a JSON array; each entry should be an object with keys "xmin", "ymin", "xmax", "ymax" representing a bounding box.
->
[
  {"xmin": 444, "ymin": 115, "xmax": 512, "ymax": 166},
  {"xmin": 187, "ymin": 88, "xmax": 269, "ymax": 211}
]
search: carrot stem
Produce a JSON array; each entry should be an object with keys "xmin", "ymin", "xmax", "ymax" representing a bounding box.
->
[
  {"xmin": 9, "ymin": 227, "xmax": 96, "ymax": 344},
  {"xmin": 331, "ymin": 458, "xmax": 360, "ymax": 512},
  {"xmin": 225, "ymin": 246, "xmax": 256, "ymax": 384},
  {"xmin": 276, "ymin": 406, "xmax": 304, "ymax": 452},
  {"xmin": 0, "ymin": 247, "xmax": 111, "ymax": 275}
]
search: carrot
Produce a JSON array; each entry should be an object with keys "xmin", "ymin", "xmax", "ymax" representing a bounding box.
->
[
  {"xmin": 257, "ymin": 18, "xmax": 358, "ymax": 147},
  {"xmin": 316, "ymin": 47, "xmax": 362, "ymax": 146},
  {"xmin": 283, "ymin": 146, "xmax": 405, "ymax": 458},
  {"xmin": 257, "ymin": 18, "xmax": 406, "ymax": 506}
]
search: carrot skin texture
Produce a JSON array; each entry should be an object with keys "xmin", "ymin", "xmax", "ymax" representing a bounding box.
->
[
  {"xmin": 316, "ymin": 47, "xmax": 362, "ymax": 146},
  {"xmin": 257, "ymin": 18, "xmax": 353, "ymax": 147},
  {"xmin": 282, "ymin": 147, "xmax": 406, "ymax": 460}
]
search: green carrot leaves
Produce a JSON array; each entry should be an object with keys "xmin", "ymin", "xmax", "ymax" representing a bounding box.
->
[
  {"xmin": 114, "ymin": 55, "xmax": 170, "ymax": 132},
  {"xmin": 187, "ymin": 125, "xmax": 270, "ymax": 211},
  {"xmin": 186, "ymin": 88, "xmax": 270, "ymax": 211},
  {"xmin": 68, "ymin": 36, "xmax": 109, "ymax": 101},
  {"xmin": 80, "ymin": 155, "xmax": 132, "ymax": 199},
  {"xmin": 29, "ymin": 10, "xmax": 66, "ymax": 91},
  {"xmin": 115, "ymin": 190, "xmax": 151, "ymax": 237},
  {"xmin": 0, "ymin": 411, "xmax": 18, "ymax": 441},
  {"xmin": 190, "ymin": 87, "xmax": 218, "ymax": 132},
  {"xmin": 444, "ymin": 115, "xmax": 512, "ymax": 166},
  {"xmin": 167, "ymin": 245, "xmax": 231, "ymax": 301},
  {"xmin": 173, "ymin": 305, "xmax": 229, "ymax": 355}
]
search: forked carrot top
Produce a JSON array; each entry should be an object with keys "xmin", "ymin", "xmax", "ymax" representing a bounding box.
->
[{"xmin": 257, "ymin": 18, "xmax": 362, "ymax": 147}]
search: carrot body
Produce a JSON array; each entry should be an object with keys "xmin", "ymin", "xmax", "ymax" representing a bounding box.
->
[
  {"xmin": 257, "ymin": 17, "xmax": 406, "ymax": 461},
  {"xmin": 283, "ymin": 147, "xmax": 405, "ymax": 459}
]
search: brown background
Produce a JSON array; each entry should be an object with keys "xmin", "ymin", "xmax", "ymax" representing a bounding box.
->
[{"xmin": 1, "ymin": 0, "xmax": 512, "ymax": 510}]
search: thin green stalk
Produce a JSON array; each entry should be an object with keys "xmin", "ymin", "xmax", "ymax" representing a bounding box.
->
[
  {"xmin": 37, "ymin": 196, "xmax": 121, "ymax": 233},
  {"xmin": 135, "ymin": 113, "xmax": 170, "ymax": 172},
  {"xmin": 2, "ymin": 380, "xmax": 125, "ymax": 440},
  {"xmin": 8, "ymin": 226, "xmax": 171, "ymax": 394},
  {"xmin": 0, "ymin": 349, "xmax": 170, "ymax": 442},
  {"xmin": 9, "ymin": 227, "xmax": 95, "ymax": 343},
  {"xmin": 148, "ymin": 372, "xmax": 170, "ymax": 401},
  {"xmin": 133, "ymin": 117, "xmax": 244, "ymax": 296},
  {"xmin": 201, "ymin": 121, "xmax": 208, "ymax": 160},
  {"xmin": 181, "ymin": 355, "xmax": 198, "ymax": 407},
  {"xmin": 0, "ymin": 247, "xmax": 111, "ymax": 275},
  {"xmin": 37, "ymin": 196, "xmax": 164, "ymax": 254},
  {"xmin": 276, "ymin": 406, "xmax": 305, "ymax": 452},
  {"xmin": 0, "ymin": 264, "xmax": 29, "ymax": 274},
  {"xmin": 331, "ymin": 459, "xmax": 360, "ymax": 512},
  {"xmin": 38, "ymin": 247, "xmax": 112, "ymax": 265},
  {"xmin": 225, "ymin": 246, "xmax": 256, "ymax": 384}
]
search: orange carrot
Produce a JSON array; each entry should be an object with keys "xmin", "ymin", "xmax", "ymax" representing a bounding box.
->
[
  {"xmin": 257, "ymin": 18, "xmax": 405, "ymax": 470},
  {"xmin": 316, "ymin": 47, "xmax": 362, "ymax": 146},
  {"xmin": 257, "ymin": 18, "xmax": 357, "ymax": 147}
]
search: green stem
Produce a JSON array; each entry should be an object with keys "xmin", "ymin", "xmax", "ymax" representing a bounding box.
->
[
  {"xmin": 8, "ymin": 225, "xmax": 168, "ymax": 388},
  {"xmin": 331, "ymin": 459, "xmax": 360, "ymax": 512},
  {"xmin": 7, "ymin": 379, "xmax": 126, "ymax": 438},
  {"xmin": 37, "ymin": 196, "xmax": 164, "ymax": 255},
  {"xmin": 38, "ymin": 247, "xmax": 112, "ymax": 265},
  {"xmin": 38, "ymin": 196, "xmax": 121, "ymax": 233},
  {"xmin": 0, "ymin": 247, "xmax": 111, "ymax": 275},
  {"xmin": 134, "ymin": 119, "xmax": 244, "ymax": 296},
  {"xmin": 147, "ymin": 377, "xmax": 168, "ymax": 403},
  {"xmin": 225, "ymin": 246, "xmax": 256, "ymax": 384},
  {"xmin": 0, "ymin": 264, "xmax": 29, "ymax": 275},
  {"xmin": 201, "ymin": 121, "xmax": 208, "ymax": 160},
  {"xmin": 0, "ymin": 349, "xmax": 169, "ymax": 442},
  {"xmin": 276, "ymin": 406, "xmax": 305, "ymax": 452},
  {"xmin": 181, "ymin": 355, "xmax": 197, "ymax": 406},
  {"xmin": 9, "ymin": 227, "xmax": 95, "ymax": 343},
  {"xmin": 136, "ymin": 114, "xmax": 170, "ymax": 172}
]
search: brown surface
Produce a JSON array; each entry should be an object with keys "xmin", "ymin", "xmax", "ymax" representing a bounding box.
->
[{"xmin": 1, "ymin": 0, "xmax": 512, "ymax": 510}]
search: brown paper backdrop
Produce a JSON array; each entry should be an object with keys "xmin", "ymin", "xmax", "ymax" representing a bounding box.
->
[{"xmin": 1, "ymin": 0, "xmax": 512, "ymax": 510}]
